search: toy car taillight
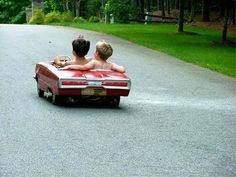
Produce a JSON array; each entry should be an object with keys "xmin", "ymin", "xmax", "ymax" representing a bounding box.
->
[
  {"xmin": 61, "ymin": 81, "xmax": 88, "ymax": 85},
  {"xmin": 102, "ymin": 81, "xmax": 128, "ymax": 87}
]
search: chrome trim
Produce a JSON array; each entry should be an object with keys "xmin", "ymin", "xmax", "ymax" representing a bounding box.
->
[
  {"xmin": 59, "ymin": 78, "xmax": 131, "ymax": 90},
  {"xmin": 58, "ymin": 78, "xmax": 87, "ymax": 89}
]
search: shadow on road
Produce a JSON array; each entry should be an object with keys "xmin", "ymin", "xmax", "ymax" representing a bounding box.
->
[{"xmin": 39, "ymin": 95, "xmax": 122, "ymax": 109}]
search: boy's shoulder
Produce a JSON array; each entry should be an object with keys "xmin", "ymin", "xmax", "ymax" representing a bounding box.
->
[{"xmin": 86, "ymin": 57, "xmax": 93, "ymax": 61}]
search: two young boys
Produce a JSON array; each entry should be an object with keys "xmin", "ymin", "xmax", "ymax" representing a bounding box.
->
[
  {"xmin": 54, "ymin": 37, "xmax": 91, "ymax": 67},
  {"xmin": 54, "ymin": 37, "xmax": 125, "ymax": 73}
]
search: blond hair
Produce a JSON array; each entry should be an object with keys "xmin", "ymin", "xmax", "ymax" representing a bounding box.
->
[{"xmin": 96, "ymin": 40, "xmax": 113, "ymax": 60}]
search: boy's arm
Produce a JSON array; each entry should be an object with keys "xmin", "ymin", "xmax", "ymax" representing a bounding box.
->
[
  {"xmin": 61, "ymin": 61, "xmax": 95, "ymax": 70},
  {"xmin": 111, "ymin": 63, "xmax": 126, "ymax": 73},
  {"xmin": 54, "ymin": 56, "xmax": 74, "ymax": 66},
  {"xmin": 54, "ymin": 56, "xmax": 64, "ymax": 66}
]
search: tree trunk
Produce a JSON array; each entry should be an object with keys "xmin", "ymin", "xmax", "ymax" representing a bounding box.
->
[
  {"xmin": 222, "ymin": 0, "xmax": 230, "ymax": 41},
  {"xmin": 101, "ymin": 0, "xmax": 104, "ymax": 8},
  {"xmin": 62, "ymin": 1, "xmax": 66, "ymax": 11},
  {"xmin": 161, "ymin": 0, "xmax": 165, "ymax": 16},
  {"xmin": 158, "ymin": 0, "xmax": 161, "ymax": 11},
  {"xmin": 202, "ymin": 0, "xmax": 210, "ymax": 21},
  {"xmin": 66, "ymin": 2, "xmax": 69, "ymax": 11},
  {"xmin": 176, "ymin": 0, "xmax": 179, "ymax": 9},
  {"xmin": 63, "ymin": 0, "xmax": 69, "ymax": 11},
  {"xmin": 178, "ymin": 0, "xmax": 184, "ymax": 32},
  {"xmin": 140, "ymin": 0, "xmax": 145, "ymax": 19},
  {"xmin": 187, "ymin": 0, "xmax": 191, "ymax": 13},
  {"xmin": 167, "ymin": 0, "xmax": 170, "ymax": 14},
  {"xmin": 152, "ymin": 0, "xmax": 157, "ymax": 7},
  {"xmin": 75, "ymin": 0, "xmax": 82, "ymax": 17},
  {"xmin": 71, "ymin": 0, "xmax": 76, "ymax": 16},
  {"xmin": 233, "ymin": 0, "xmax": 235, "ymax": 25},
  {"xmin": 220, "ymin": 0, "xmax": 225, "ymax": 16},
  {"xmin": 147, "ymin": 0, "xmax": 151, "ymax": 12},
  {"xmin": 189, "ymin": 0, "xmax": 196, "ymax": 22}
]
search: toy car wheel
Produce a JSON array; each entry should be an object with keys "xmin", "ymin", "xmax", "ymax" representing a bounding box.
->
[
  {"xmin": 51, "ymin": 93, "xmax": 65, "ymax": 105},
  {"xmin": 108, "ymin": 96, "xmax": 120, "ymax": 107},
  {"xmin": 37, "ymin": 84, "xmax": 44, "ymax": 98}
]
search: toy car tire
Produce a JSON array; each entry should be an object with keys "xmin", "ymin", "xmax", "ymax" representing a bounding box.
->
[
  {"xmin": 37, "ymin": 84, "xmax": 44, "ymax": 98},
  {"xmin": 108, "ymin": 96, "xmax": 120, "ymax": 107},
  {"xmin": 51, "ymin": 94, "xmax": 65, "ymax": 105}
]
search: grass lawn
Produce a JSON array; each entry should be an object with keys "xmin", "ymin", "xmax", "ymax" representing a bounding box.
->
[{"xmin": 69, "ymin": 23, "xmax": 236, "ymax": 77}]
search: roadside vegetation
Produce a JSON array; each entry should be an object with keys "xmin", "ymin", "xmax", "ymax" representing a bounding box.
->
[
  {"xmin": 27, "ymin": 8, "xmax": 236, "ymax": 77},
  {"xmin": 1, "ymin": 0, "xmax": 235, "ymax": 77},
  {"xmin": 69, "ymin": 23, "xmax": 236, "ymax": 77}
]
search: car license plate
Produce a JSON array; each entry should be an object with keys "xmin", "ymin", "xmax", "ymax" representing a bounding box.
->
[{"xmin": 81, "ymin": 88, "xmax": 106, "ymax": 96}]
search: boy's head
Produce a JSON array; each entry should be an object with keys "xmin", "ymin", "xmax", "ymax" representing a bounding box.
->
[
  {"xmin": 95, "ymin": 40, "xmax": 113, "ymax": 60},
  {"xmin": 72, "ymin": 37, "xmax": 90, "ymax": 57}
]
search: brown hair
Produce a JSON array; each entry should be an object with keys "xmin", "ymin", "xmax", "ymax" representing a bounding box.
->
[
  {"xmin": 96, "ymin": 40, "xmax": 113, "ymax": 60},
  {"xmin": 72, "ymin": 36, "xmax": 90, "ymax": 57}
]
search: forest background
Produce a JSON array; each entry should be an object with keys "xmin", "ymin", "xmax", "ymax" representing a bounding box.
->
[
  {"xmin": 0, "ymin": 0, "xmax": 235, "ymax": 77},
  {"xmin": 0, "ymin": 0, "xmax": 235, "ymax": 38}
]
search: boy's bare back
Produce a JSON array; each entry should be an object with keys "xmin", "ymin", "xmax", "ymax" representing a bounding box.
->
[
  {"xmin": 61, "ymin": 40, "xmax": 126, "ymax": 73},
  {"xmin": 92, "ymin": 60, "xmax": 112, "ymax": 70}
]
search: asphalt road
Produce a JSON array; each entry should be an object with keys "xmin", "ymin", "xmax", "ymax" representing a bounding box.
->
[{"xmin": 0, "ymin": 24, "xmax": 236, "ymax": 177}]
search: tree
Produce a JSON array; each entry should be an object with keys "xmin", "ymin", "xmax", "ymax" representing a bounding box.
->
[
  {"xmin": 161, "ymin": 0, "xmax": 165, "ymax": 16},
  {"xmin": 86, "ymin": 0, "xmax": 102, "ymax": 17},
  {"xmin": 159, "ymin": 0, "xmax": 165, "ymax": 16},
  {"xmin": 189, "ymin": 0, "xmax": 196, "ymax": 22},
  {"xmin": 0, "ymin": 0, "xmax": 31, "ymax": 23},
  {"xmin": 75, "ymin": 0, "xmax": 82, "ymax": 16},
  {"xmin": 232, "ymin": 0, "xmax": 235, "ymax": 25},
  {"xmin": 147, "ymin": 0, "xmax": 151, "ymax": 12},
  {"xmin": 167, "ymin": 0, "xmax": 170, "ymax": 14},
  {"xmin": 62, "ymin": 0, "xmax": 70, "ymax": 11},
  {"xmin": 221, "ymin": 0, "xmax": 233, "ymax": 41},
  {"xmin": 175, "ymin": 0, "xmax": 179, "ymax": 9},
  {"xmin": 44, "ymin": 0, "xmax": 63, "ymax": 13},
  {"xmin": 202, "ymin": 0, "xmax": 210, "ymax": 21},
  {"xmin": 178, "ymin": 0, "xmax": 184, "ymax": 32},
  {"xmin": 140, "ymin": 0, "xmax": 145, "ymax": 18},
  {"xmin": 104, "ymin": 0, "xmax": 134, "ymax": 23}
]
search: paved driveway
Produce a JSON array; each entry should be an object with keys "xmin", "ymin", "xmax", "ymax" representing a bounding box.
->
[{"xmin": 0, "ymin": 24, "xmax": 236, "ymax": 177}]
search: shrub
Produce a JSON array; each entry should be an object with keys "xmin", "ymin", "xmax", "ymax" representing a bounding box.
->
[
  {"xmin": 73, "ymin": 16, "xmax": 86, "ymax": 23},
  {"xmin": 44, "ymin": 11, "xmax": 61, "ymax": 24},
  {"xmin": 88, "ymin": 16, "xmax": 100, "ymax": 23},
  {"xmin": 61, "ymin": 11, "xmax": 73, "ymax": 22},
  {"xmin": 104, "ymin": 0, "xmax": 134, "ymax": 23},
  {"xmin": 29, "ymin": 9, "xmax": 44, "ymax": 24},
  {"xmin": 44, "ymin": 0, "xmax": 63, "ymax": 14},
  {"xmin": 86, "ymin": 0, "xmax": 102, "ymax": 18},
  {"xmin": 11, "ymin": 11, "xmax": 26, "ymax": 24}
]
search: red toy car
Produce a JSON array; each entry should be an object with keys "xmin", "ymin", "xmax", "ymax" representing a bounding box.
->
[{"xmin": 34, "ymin": 58, "xmax": 131, "ymax": 107}]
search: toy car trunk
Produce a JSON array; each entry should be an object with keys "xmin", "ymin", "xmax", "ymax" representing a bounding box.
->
[{"xmin": 35, "ymin": 61, "xmax": 131, "ymax": 107}]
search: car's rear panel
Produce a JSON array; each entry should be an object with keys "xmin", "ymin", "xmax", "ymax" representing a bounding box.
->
[
  {"xmin": 58, "ymin": 70, "xmax": 131, "ymax": 96},
  {"xmin": 36, "ymin": 62, "xmax": 131, "ymax": 97}
]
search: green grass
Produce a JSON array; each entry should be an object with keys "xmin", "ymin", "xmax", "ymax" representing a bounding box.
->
[{"xmin": 69, "ymin": 23, "xmax": 236, "ymax": 77}]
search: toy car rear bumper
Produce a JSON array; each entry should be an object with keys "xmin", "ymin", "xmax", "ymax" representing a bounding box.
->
[{"xmin": 58, "ymin": 88, "xmax": 130, "ymax": 96}]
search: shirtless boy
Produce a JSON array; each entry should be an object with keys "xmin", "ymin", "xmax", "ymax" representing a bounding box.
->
[
  {"xmin": 61, "ymin": 40, "xmax": 126, "ymax": 73},
  {"xmin": 54, "ymin": 36, "xmax": 91, "ymax": 67}
]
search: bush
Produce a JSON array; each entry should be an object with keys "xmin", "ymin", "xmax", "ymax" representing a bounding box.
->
[
  {"xmin": 104, "ymin": 0, "xmax": 134, "ymax": 23},
  {"xmin": 73, "ymin": 16, "xmax": 86, "ymax": 23},
  {"xmin": 11, "ymin": 11, "xmax": 26, "ymax": 24},
  {"xmin": 44, "ymin": 11, "xmax": 61, "ymax": 24},
  {"xmin": 88, "ymin": 16, "xmax": 100, "ymax": 23},
  {"xmin": 44, "ymin": 0, "xmax": 63, "ymax": 14},
  {"xmin": 61, "ymin": 11, "xmax": 73, "ymax": 22},
  {"xmin": 86, "ymin": 0, "xmax": 102, "ymax": 18},
  {"xmin": 29, "ymin": 9, "xmax": 44, "ymax": 24}
]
